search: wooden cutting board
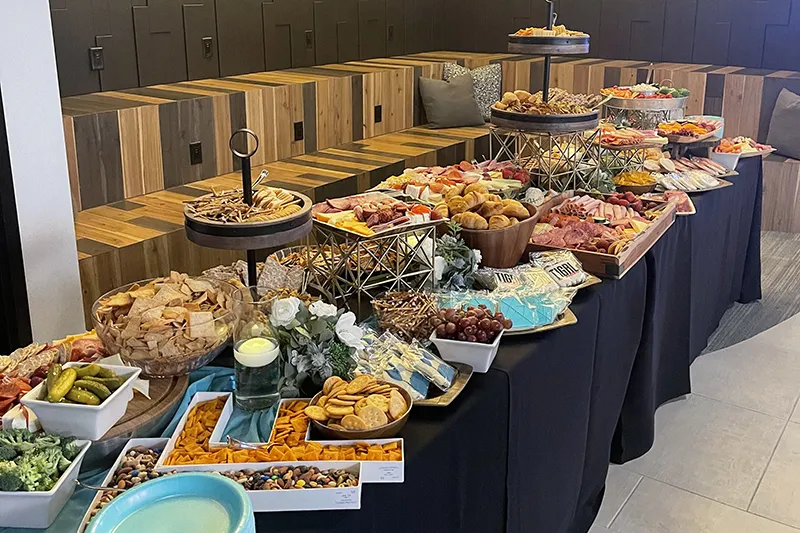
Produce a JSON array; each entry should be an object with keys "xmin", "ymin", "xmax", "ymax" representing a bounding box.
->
[{"xmin": 101, "ymin": 375, "xmax": 188, "ymax": 441}]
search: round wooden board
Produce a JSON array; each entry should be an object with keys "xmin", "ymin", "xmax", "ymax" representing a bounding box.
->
[
  {"xmin": 102, "ymin": 375, "xmax": 189, "ymax": 441},
  {"xmin": 490, "ymin": 108, "xmax": 599, "ymax": 134}
]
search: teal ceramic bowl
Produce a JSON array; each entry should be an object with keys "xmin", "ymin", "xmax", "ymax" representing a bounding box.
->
[{"xmin": 86, "ymin": 473, "xmax": 255, "ymax": 533}]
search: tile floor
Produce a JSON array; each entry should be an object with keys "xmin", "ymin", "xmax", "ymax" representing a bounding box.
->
[{"xmin": 593, "ymin": 312, "xmax": 800, "ymax": 532}]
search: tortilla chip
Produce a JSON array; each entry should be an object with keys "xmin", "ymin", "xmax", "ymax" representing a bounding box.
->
[{"xmin": 188, "ymin": 312, "xmax": 215, "ymax": 338}]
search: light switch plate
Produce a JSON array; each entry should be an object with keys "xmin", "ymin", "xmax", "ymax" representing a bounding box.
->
[{"xmin": 89, "ymin": 47, "xmax": 104, "ymax": 71}]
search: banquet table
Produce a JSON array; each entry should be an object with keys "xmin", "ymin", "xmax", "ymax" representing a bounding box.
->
[{"xmin": 20, "ymin": 159, "xmax": 762, "ymax": 533}]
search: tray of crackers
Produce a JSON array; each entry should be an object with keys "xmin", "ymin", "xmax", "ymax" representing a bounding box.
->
[{"xmin": 305, "ymin": 375, "xmax": 412, "ymax": 440}]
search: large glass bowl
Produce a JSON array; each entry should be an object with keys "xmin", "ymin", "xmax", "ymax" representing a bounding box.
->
[{"xmin": 91, "ymin": 277, "xmax": 237, "ymax": 378}]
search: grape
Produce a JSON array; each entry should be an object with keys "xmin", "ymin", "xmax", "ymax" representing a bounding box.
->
[
  {"xmin": 466, "ymin": 309, "xmax": 476, "ymax": 318},
  {"xmin": 476, "ymin": 330, "xmax": 487, "ymax": 343},
  {"xmin": 478, "ymin": 304, "xmax": 488, "ymax": 310},
  {"xmin": 502, "ymin": 319, "xmax": 513, "ymax": 330},
  {"xmin": 430, "ymin": 317, "xmax": 442, "ymax": 328},
  {"xmin": 436, "ymin": 324, "xmax": 447, "ymax": 337},
  {"xmin": 494, "ymin": 312, "xmax": 505, "ymax": 322},
  {"xmin": 491, "ymin": 320, "xmax": 503, "ymax": 332},
  {"xmin": 466, "ymin": 335, "xmax": 477, "ymax": 343},
  {"xmin": 457, "ymin": 332, "xmax": 467, "ymax": 341},
  {"xmin": 474, "ymin": 309, "xmax": 485, "ymax": 320},
  {"xmin": 445, "ymin": 322, "xmax": 457, "ymax": 335},
  {"xmin": 444, "ymin": 309, "xmax": 456, "ymax": 321},
  {"xmin": 438, "ymin": 310, "xmax": 448, "ymax": 320},
  {"xmin": 458, "ymin": 317, "xmax": 471, "ymax": 329},
  {"xmin": 464, "ymin": 325, "xmax": 476, "ymax": 336},
  {"xmin": 479, "ymin": 318, "xmax": 492, "ymax": 330},
  {"xmin": 467, "ymin": 306, "xmax": 475, "ymax": 311}
]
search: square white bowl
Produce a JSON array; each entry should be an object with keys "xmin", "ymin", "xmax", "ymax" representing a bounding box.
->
[
  {"xmin": 710, "ymin": 150, "xmax": 740, "ymax": 171},
  {"xmin": 20, "ymin": 363, "xmax": 141, "ymax": 440},
  {"xmin": 0, "ymin": 440, "xmax": 91, "ymax": 529},
  {"xmin": 429, "ymin": 330, "xmax": 503, "ymax": 373}
]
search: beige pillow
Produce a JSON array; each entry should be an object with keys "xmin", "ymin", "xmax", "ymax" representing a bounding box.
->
[
  {"xmin": 418, "ymin": 75, "xmax": 485, "ymax": 129},
  {"xmin": 767, "ymin": 88, "xmax": 800, "ymax": 160}
]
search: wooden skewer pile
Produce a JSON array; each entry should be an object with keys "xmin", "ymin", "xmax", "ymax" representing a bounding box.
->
[
  {"xmin": 373, "ymin": 291, "xmax": 438, "ymax": 342},
  {"xmin": 186, "ymin": 186, "xmax": 301, "ymax": 223}
]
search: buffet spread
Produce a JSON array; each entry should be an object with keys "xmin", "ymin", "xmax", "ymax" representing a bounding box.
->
[{"xmin": 0, "ymin": 9, "xmax": 769, "ymax": 532}]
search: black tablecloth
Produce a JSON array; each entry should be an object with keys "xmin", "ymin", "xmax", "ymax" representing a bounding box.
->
[{"xmin": 263, "ymin": 159, "xmax": 762, "ymax": 533}]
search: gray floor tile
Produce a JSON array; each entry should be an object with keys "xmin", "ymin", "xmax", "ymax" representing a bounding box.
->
[
  {"xmin": 595, "ymin": 466, "xmax": 642, "ymax": 527},
  {"xmin": 589, "ymin": 526, "xmax": 612, "ymax": 533},
  {"xmin": 750, "ymin": 422, "xmax": 800, "ymax": 528},
  {"xmin": 625, "ymin": 395, "xmax": 785, "ymax": 509},
  {"xmin": 691, "ymin": 339, "xmax": 800, "ymax": 419},
  {"xmin": 611, "ymin": 477, "xmax": 800, "ymax": 533},
  {"xmin": 792, "ymin": 402, "xmax": 800, "ymax": 424}
]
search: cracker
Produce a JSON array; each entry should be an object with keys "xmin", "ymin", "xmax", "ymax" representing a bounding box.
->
[
  {"xmin": 326, "ymin": 405, "xmax": 355, "ymax": 417},
  {"xmin": 354, "ymin": 398, "xmax": 369, "ymax": 416},
  {"xmin": 317, "ymin": 395, "xmax": 328, "ymax": 408},
  {"xmin": 328, "ymin": 398, "xmax": 355, "ymax": 406},
  {"xmin": 389, "ymin": 389, "xmax": 408, "ymax": 420},
  {"xmin": 323, "ymin": 376, "xmax": 342, "ymax": 395},
  {"xmin": 359, "ymin": 406, "xmax": 388, "ymax": 428},
  {"xmin": 304, "ymin": 406, "xmax": 328, "ymax": 422},
  {"xmin": 328, "ymin": 423, "xmax": 347, "ymax": 431},
  {"xmin": 346, "ymin": 375, "xmax": 375, "ymax": 394},
  {"xmin": 338, "ymin": 394, "xmax": 364, "ymax": 402},
  {"xmin": 366, "ymin": 394, "xmax": 390, "ymax": 413},
  {"xmin": 341, "ymin": 415, "xmax": 369, "ymax": 431}
]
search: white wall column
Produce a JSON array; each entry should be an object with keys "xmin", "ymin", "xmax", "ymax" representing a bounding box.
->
[{"xmin": 0, "ymin": 0, "xmax": 84, "ymax": 341}]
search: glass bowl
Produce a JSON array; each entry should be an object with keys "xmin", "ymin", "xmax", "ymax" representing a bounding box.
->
[{"xmin": 91, "ymin": 277, "xmax": 237, "ymax": 378}]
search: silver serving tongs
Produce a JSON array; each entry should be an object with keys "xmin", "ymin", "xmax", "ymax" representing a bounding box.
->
[
  {"xmin": 253, "ymin": 169, "xmax": 269, "ymax": 189},
  {"xmin": 75, "ymin": 480, "xmax": 126, "ymax": 493}
]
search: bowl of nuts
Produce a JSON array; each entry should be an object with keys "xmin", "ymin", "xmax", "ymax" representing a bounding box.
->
[
  {"xmin": 92, "ymin": 272, "xmax": 237, "ymax": 378},
  {"xmin": 304, "ymin": 374, "xmax": 412, "ymax": 440}
]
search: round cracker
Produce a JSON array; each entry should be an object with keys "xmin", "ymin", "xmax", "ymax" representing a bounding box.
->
[
  {"xmin": 388, "ymin": 389, "xmax": 408, "ymax": 420},
  {"xmin": 359, "ymin": 405, "xmax": 388, "ymax": 428},
  {"xmin": 328, "ymin": 423, "xmax": 347, "ymax": 431},
  {"xmin": 346, "ymin": 374, "xmax": 375, "ymax": 394},
  {"xmin": 354, "ymin": 398, "xmax": 369, "ymax": 416},
  {"xmin": 323, "ymin": 376, "xmax": 343, "ymax": 395},
  {"xmin": 325, "ymin": 404, "xmax": 355, "ymax": 417},
  {"xmin": 366, "ymin": 394, "xmax": 390, "ymax": 413},
  {"xmin": 304, "ymin": 405, "xmax": 329, "ymax": 422},
  {"xmin": 317, "ymin": 395, "xmax": 329, "ymax": 408},
  {"xmin": 328, "ymin": 398, "xmax": 355, "ymax": 406},
  {"xmin": 341, "ymin": 414, "xmax": 369, "ymax": 431}
]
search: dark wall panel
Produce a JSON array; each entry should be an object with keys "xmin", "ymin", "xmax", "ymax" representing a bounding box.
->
[
  {"xmin": 263, "ymin": 0, "xmax": 316, "ymax": 70},
  {"xmin": 133, "ymin": 1, "xmax": 188, "ymax": 86},
  {"xmin": 386, "ymin": 0, "xmax": 406, "ymax": 56},
  {"xmin": 314, "ymin": 0, "xmax": 360, "ymax": 65},
  {"xmin": 216, "ymin": 0, "xmax": 265, "ymax": 77},
  {"xmin": 359, "ymin": 0, "xmax": 387, "ymax": 59},
  {"xmin": 50, "ymin": 0, "xmax": 101, "ymax": 96},
  {"xmin": 662, "ymin": 0, "xmax": 697, "ymax": 63},
  {"xmin": 597, "ymin": 0, "xmax": 665, "ymax": 61},
  {"xmin": 184, "ymin": 2, "xmax": 220, "ymax": 80}
]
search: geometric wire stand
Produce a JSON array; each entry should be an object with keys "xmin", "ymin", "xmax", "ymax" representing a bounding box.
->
[
  {"xmin": 490, "ymin": 125, "xmax": 602, "ymax": 191},
  {"xmin": 603, "ymin": 106, "xmax": 684, "ymax": 130},
  {"xmin": 593, "ymin": 143, "xmax": 660, "ymax": 176},
  {"xmin": 306, "ymin": 222, "xmax": 440, "ymax": 318}
]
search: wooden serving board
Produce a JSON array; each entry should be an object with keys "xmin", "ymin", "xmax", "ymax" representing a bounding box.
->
[
  {"xmin": 527, "ymin": 192, "xmax": 677, "ymax": 279},
  {"xmin": 663, "ymin": 129, "xmax": 719, "ymax": 144},
  {"xmin": 656, "ymin": 178, "xmax": 733, "ymax": 195}
]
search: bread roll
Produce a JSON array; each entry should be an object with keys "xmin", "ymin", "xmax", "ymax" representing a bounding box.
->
[
  {"xmin": 464, "ymin": 183, "xmax": 489, "ymax": 195},
  {"xmin": 452, "ymin": 212, "xmax": 489, "ymax": 230},
  {"xmin": 508, "ymin": 217, "xmax": 520, "ymax": 227},
  {"xmin": 513, "ymin": 90, "xmax": 532, "ymax": 101},
  {"xmin": 478, "ymin": 201, "xmax": 505, "ymax": 219},
  {"xmin": 445, "ymin": 183, "xmax": 466, "ymax": 200},
  {"xmin": 447, "ymin": 197, "xmax": 470, "ymax": 215},
  {"xmin": 501, "ymin": 92, "xmax": 519, "ymax": 106},
  {"xmin": 501, "ymin": 199, "xmax": 529, "ymax": 220},
  {"xmin": 488, "ymin": 215, "xmax": 511, "ymax": 230},
  {"xmin": 433, "ymin": 203, "xmax": 449, "ymax": 219},
  {"xmin": 463, "ymin": 191, "xmax": 488, "ymax": 210}
]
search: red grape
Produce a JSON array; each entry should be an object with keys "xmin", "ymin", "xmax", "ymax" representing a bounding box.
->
[
  {"xmin": 491, "ymin": 320, "xmax": 502, "ymax": 332},
  {"xmin": 436, "ymin": 324, "xmax": 446, "ymax": 337},
  {"xmin": 457, "ymin": 332, "xmax": 467, "ymax": 341},
  {"xmin": 502, "ymin": 319, "xmax": 513, "ymax": 329},
  {"xmin": 476, "ymin": 330, "xmax": 488, "ymax": 343},
  {"xmin": 466, "ymin": 335, "xmax": 477, "ymax": 343},
  {"xmin": 445, "ymin": 322, "xmax": 457, "ymax": 335},
  {"xmin": 479, "ymin": 318, "xmax": 491, "ymax": 330},
  {"xmin": 464, "ymin": 325, "xmax": 477, "ymax": 336}
]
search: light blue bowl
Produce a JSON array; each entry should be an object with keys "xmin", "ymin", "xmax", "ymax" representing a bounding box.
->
[{"xmin": 86, "ymin": 473, "xmax": 255, "ymax": 533}]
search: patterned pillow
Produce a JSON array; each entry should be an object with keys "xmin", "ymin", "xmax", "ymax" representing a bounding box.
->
[{"xmin": 443, "ymin": 63, "xmax": 502, "ymax": 121}]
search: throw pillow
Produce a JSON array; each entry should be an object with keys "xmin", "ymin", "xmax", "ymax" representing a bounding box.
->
[
  {"xmin": 443, "ymin": 62, "xmax": 502, "ymax": 121},
  {"xmin": 767, "ymin": 88, "xmax": 800, "ymax": 160},
  {"xmin": 418, "ymin": 75, "xmax": 485, "ymax": 129}
]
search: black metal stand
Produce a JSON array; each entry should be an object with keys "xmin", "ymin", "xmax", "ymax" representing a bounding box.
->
[
  {"xmin": 230, "ymin": 129, "xmax": 260, "ymax": 286},
  {"xmin": 542, "ymin": 0, "xmax": 554, "ymax": 102}
]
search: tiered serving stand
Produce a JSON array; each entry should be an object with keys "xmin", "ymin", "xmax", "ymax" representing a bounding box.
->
[{"xmin": 490, "ymin": 1, "xmax": 601, "ymax": 191}]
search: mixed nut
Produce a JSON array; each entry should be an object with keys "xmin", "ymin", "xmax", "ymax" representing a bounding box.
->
[{"xmin": 217, "ymin": 466, "xmax": 359, "ymax": 490}]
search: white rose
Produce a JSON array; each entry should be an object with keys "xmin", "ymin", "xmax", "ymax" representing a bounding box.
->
[
  {"xmin": 309, "ymin": 300, "xmax": 337, "ymax": 318},
  {"xmin": 434, "ymin": 256, "xmax": 447, "ymax": 282},
  {"xmin": 270, "ymin": 297, "xmax": 301, "ymax": 328},
  {"xmin": 335, "ymin": 312, "xmax": 365, "ymax": 349},
  {"xmin": 473, "ymin": 249, "xmax": 482, "ymax": 265}
]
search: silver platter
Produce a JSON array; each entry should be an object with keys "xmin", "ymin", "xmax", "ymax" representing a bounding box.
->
[{"xmin": 604, "ymin": 96, "xmax": 688, "ymax": 111}]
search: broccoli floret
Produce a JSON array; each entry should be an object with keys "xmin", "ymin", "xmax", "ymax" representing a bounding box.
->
[
  {"xmin": 31, "ymin": 434, "xmax": 61, "ymax": 452},
  {"xmin": 57, "ymin": 455, "xmax": 71, "ymax": 474},
  {"xmin": 0, "ymin": 429, "xmax": 35, "ymax": 454},
  {"xmin": 0, "ymin": 461, "xmax": 23, "ymax": 492},
  {"xmin": 16, "ymin": 448, "xmax": 61, "ymax": 491},
  {"xmin": 0, "ymin": 445, "xmax": 17, "ymax": 461},
  {"xmin": 60, "ymin": 438, "xmax": 81, "ymax": 462}
]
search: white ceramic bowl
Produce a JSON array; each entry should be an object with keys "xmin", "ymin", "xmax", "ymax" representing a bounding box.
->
[
  {"xmin": 429, "ymin": 330, "xmax": 503, "ymax": 373},
  {"xmin": 0, "ymin": 440, "xmax": 91, "ymax": 529},
  {"xmin": 710, "ymin": 150, "xmax": 740, "ymax": 171},
  {"xmin": 21, "ymin": 363, "xmax": 141, "ymax": 440}
]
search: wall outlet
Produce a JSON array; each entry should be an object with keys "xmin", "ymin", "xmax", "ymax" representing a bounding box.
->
[
  {"xmin": 89, "ymin": 47, "xmax": 104, "ymax": 71},
  {"xmin": 374, "ymin": 105, "xmax": 382, "ymax": 124},
  {"xmin": 388, "ymin": 25, "xmax": 394, "ymax": 42},
  {"xmin": 202, "ymin": 37, "xmax": 214, "ymax": 59},
  {"xmin": 294, "ymin": 122, "xmax": 304, "ymax": 142},
  {"xmin": 189, "ymin": 142, "xmax": 203, "ymax": 165}
]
